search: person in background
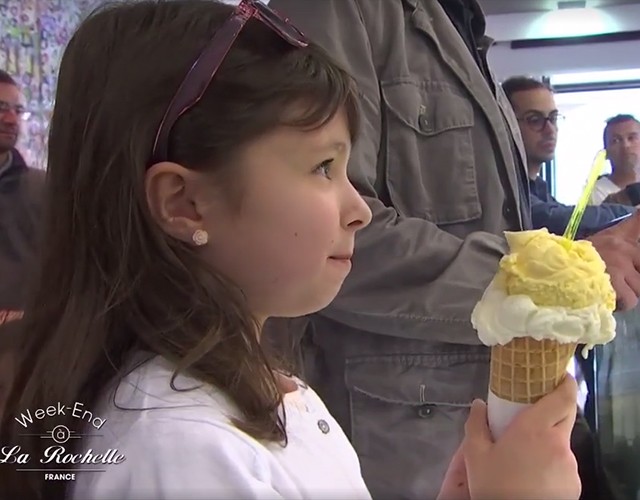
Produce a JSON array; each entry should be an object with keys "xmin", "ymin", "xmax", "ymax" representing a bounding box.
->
[
  {"xmin": 0, "ymin": 319, "xmax": 18, "ymax": 420},
  {"xmin": 264, "ymin": 1, "xmax": 640, "ymax": 498},
  {"xmin": 590, "ymin": 114, "xmax": 640, "ymax": 206},
  {"xmin": 0, "ymin": 69, "xmax": 45, "ymax": 327},
  {"xmin": 0, "ymin": 2, "xmax": 582, "ymax": 500},
  {"xmin": 502, "ymin": 76, "xmax": 634, "ymax": 239}
]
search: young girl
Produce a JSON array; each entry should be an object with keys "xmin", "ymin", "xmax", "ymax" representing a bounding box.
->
[{"xmin": 0, "ymin": 1, "xmax": 580, "ymax": 499}]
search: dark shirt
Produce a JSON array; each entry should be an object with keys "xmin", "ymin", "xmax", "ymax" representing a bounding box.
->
[
  {"xmin": 437, "ymin": 0, "xmax": 485, "ymax": 71},
  {"xmin": 529, "ymin": 176, "xmax": 633, "ymax": 238},
  {"xmin": 437, "ymin": 0, "xmax": 531, "ymax": 228},
  {"xmin": 0, "ymin": 149, "xmax": 45, "ymax": 317}
]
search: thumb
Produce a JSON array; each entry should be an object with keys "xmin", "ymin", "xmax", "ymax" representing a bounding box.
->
[{"xmin": 462, "ymin": 399, "xmax": 492, "ymax": 461}]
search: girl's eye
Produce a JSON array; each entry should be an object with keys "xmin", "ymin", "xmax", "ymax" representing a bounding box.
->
[{"xmin": 314, "ymin": 159, "xmax": 334, "ymax": 179}]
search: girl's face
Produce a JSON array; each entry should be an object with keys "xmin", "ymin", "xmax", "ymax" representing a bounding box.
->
[{"xmin": 199, "ymin": 109, "xmax": 372, "ymax": 321}]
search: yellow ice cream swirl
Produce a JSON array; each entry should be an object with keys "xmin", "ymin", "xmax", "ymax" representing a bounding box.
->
[{"xmin": 499, "ymin": 229, "xmax": 616, "ymax": 311}]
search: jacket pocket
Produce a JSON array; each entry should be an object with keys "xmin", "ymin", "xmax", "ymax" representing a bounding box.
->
[
  {"xmin": 381, "ymin": 80, "xmax": 481, "ymax": 224},
  {"xmin": 345, "ymin": 352, "xmax": 489, "ymax": 499}
]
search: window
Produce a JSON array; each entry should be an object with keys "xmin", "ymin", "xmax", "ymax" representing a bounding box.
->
[{"xmin": 552, "ymin": 84, "xmax": 640, "ymax": 204}]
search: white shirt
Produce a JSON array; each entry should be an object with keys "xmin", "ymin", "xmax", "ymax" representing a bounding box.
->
[
  {"xmin": 590, "ymin": 176, "xmax": 621, "ymax": 205},
  {"xmin": 70, "ymin": 356, "xmax": 371, "ymax": 500}
]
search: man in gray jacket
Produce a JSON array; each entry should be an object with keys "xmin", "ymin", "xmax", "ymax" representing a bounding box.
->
[{"xmin": 266, "ymin": 1, "xmax": 640, "ymax": 498}]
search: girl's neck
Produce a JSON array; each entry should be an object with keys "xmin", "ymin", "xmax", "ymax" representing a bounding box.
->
[{"xmin": 275, "ymin": 371, "xmax": 299, "ymax": 395}]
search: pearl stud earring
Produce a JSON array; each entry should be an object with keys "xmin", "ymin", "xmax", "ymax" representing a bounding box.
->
[{"xmin": 192, "ymin": 229, "xmax": 209, "ymax": 246}]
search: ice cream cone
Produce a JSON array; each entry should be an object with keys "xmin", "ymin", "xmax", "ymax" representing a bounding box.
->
[
  {"xmin": 472, "ymin": 229, "xmax": 616, "ymax": 437},
  {"xmin": 490, "ymin": 337, "xmax": 576, "ymax": 404}
]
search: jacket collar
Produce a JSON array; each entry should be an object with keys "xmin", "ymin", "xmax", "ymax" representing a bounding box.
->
[
  {"xmin": 0, "ymin": 148, "xmax": 28, "ymax": 184},
  {"xmin": 402, "ymin": 0, "xmax": 487, "ymax": 38}
]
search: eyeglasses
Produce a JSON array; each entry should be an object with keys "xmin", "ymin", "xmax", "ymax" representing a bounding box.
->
[
  {"xmin": 518, "ymin": 112, "xmax": 565, "ymax": 132},
  {"xmin": 0, "ymin": 100, "xmax": 29, "ymax": 119},
  {"xmin": 150, "ymin": 0, "xmax": 309, "ymax": 165}
]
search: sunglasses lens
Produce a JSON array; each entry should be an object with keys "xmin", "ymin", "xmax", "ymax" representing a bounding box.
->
[{"xmin": 256, "ymin": 2, "xmax": 307, "ymax": 47}]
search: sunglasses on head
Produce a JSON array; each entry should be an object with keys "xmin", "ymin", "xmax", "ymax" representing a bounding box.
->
[{"xmin": 149, "ymin": 0, "xmax": 309, "ymax": 166}]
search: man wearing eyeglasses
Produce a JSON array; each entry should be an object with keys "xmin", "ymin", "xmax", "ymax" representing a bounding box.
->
[
  {"xmin": 502, "ymin": 76, "xmax": 633, "ymax": 238},
  {"xmin": 0, "ymin": 72, "xmax": 27, "ymax": 175},
  {"xmin": 0, "ymin": 69, "xmax": 45, "ymax": 331}
]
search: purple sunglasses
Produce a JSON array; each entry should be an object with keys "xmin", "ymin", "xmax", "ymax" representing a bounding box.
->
[{"xmin": 150, "ymin": 0, "xmax": 309, "ymax": 165}]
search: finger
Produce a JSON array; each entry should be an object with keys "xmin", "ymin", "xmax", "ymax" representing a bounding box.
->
[
  {"xmin": 616, "ymin": 242, "xmax": 640, "ymax": 309},
  {"xmin": 611, "ymin": 273, "xmax": 638, "ymax": 311},
  {"xmin": 553, "ymin": 394, "xmax": 578, "ymax": 437},
  {"xmin": 604, "ymin": 210, "xmax": 640, "ymax": 239},
  {"xmin": 447, "ymin": 443, "xmax": 465, "ymax": 474},
  {"xmin": 625, "ymin": 271, "xmax": 640, "ymax": 300},
  {"xmin": 442, "ymin": 444, "xmax": 466, "ymax": 483},
  {"xmin": 519, "ymin": 375, "xmax": 578, "ymax": 429},
  {"xmin": 437, "ymin": 444, "xmax": 470, "ymax": 500},
  {"xmin": 462, "ymin": 399, "xmax": 492, "ymax": 460},
  {"xmin": 624, "ymin": 241, "xmax": 640, "ymax": 272}
]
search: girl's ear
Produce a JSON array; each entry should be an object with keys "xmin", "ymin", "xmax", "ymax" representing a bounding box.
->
[{"xmin": 145, "ymin": 161, "xmax": 208, "ymax": 244}]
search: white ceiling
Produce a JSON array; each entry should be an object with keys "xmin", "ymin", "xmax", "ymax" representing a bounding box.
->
[{"xmin": 479, "ymin": 0, "xmax": 640, "ymax": 15}]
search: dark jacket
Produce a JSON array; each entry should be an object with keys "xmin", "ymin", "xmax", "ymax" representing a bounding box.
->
[
  {"xmin": 0, "ymin": 149, "xmax": 45, "ymax": 322},
  {"xmin": 529, "ymin": 176, "xmax": 633, "ymax": 238}
]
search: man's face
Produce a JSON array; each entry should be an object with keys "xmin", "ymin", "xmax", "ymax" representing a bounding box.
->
[
  {"xmin": 605, "ymin": 120, "xmax": 640, "ymax": 175},
  {"xmin": 0, "ymin": 82, "xmax": 23, "ymax": 155},
  {"xmin": 510, "ymin": 88, "xmax": 560, "ymax": 166}
]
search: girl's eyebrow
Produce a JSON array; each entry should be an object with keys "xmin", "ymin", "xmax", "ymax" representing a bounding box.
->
[{"xmin": 308, "ymin": 140, "xmax": 348, "ymax": 153}]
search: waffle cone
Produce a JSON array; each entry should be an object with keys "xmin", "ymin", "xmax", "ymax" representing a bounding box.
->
[{"xmin": 489, "ymin": 337, "xmax": 575, "ymax": 404}]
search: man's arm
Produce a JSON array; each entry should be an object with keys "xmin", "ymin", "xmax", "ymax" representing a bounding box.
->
[
  {"xmin": 601, "ymin": 182, "xmax": 640, "ymax": 207},
  {"xmin": 602, "ymin": 189, "xmax": 632, "ymax": 206},
  {"xmin": 531, "ymin": 192, "xmax": 633, "ymax": 238},
  {"xmin": 271, "ymin": 0, "xmax": 507, "ymax": 344}
]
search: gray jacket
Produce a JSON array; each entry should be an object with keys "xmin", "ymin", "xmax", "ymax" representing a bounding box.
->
[{"xmin": 266, "ymin": 0, "xmax": 530, "ymax": 497}]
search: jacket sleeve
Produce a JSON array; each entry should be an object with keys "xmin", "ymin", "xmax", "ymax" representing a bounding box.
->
[
  {"xmin": 602, "ymin": 190, "xmax": 632, "ymax": 205},
  {"xmin": 270, "ymin": 0, "xmax": 507, "ymax": 344},
  {"xmin": 531, "ymin": 192, "xmax": 634, "ymax": 238},
  {"xmin": 602, "ymin": 181, "xmax": 640, "ymax": 206}
]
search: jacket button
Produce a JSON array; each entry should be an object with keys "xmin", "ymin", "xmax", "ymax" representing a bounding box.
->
[
  {"xmin": 418, "ymin": 405, "xmax": 435, "ymax": 418},
  {"xmin": 317, "ymin": 419, "xmax": 330, "ymax": 434},
  {"xmin": 419, "ymin": 114, "xmax": 430, "ymax": 131},
  {"xmin": 502, "ymin": 203, "xmax": 514, "ymax": 218}
]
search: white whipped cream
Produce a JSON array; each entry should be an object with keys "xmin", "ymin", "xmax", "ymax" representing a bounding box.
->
[{"xmin": 471, "ymin": 277, "xmax": 616, "ymax": 357}]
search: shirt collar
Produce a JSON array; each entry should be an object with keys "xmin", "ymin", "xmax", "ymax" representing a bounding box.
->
[{"xmin": 0, "ymin": 150, "xmax": 14, "ymax": 179}]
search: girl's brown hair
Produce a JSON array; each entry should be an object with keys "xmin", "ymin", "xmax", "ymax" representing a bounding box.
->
[{"xmin": 0, "ymin": 1, "xmax": 359, "ymax": 497}]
